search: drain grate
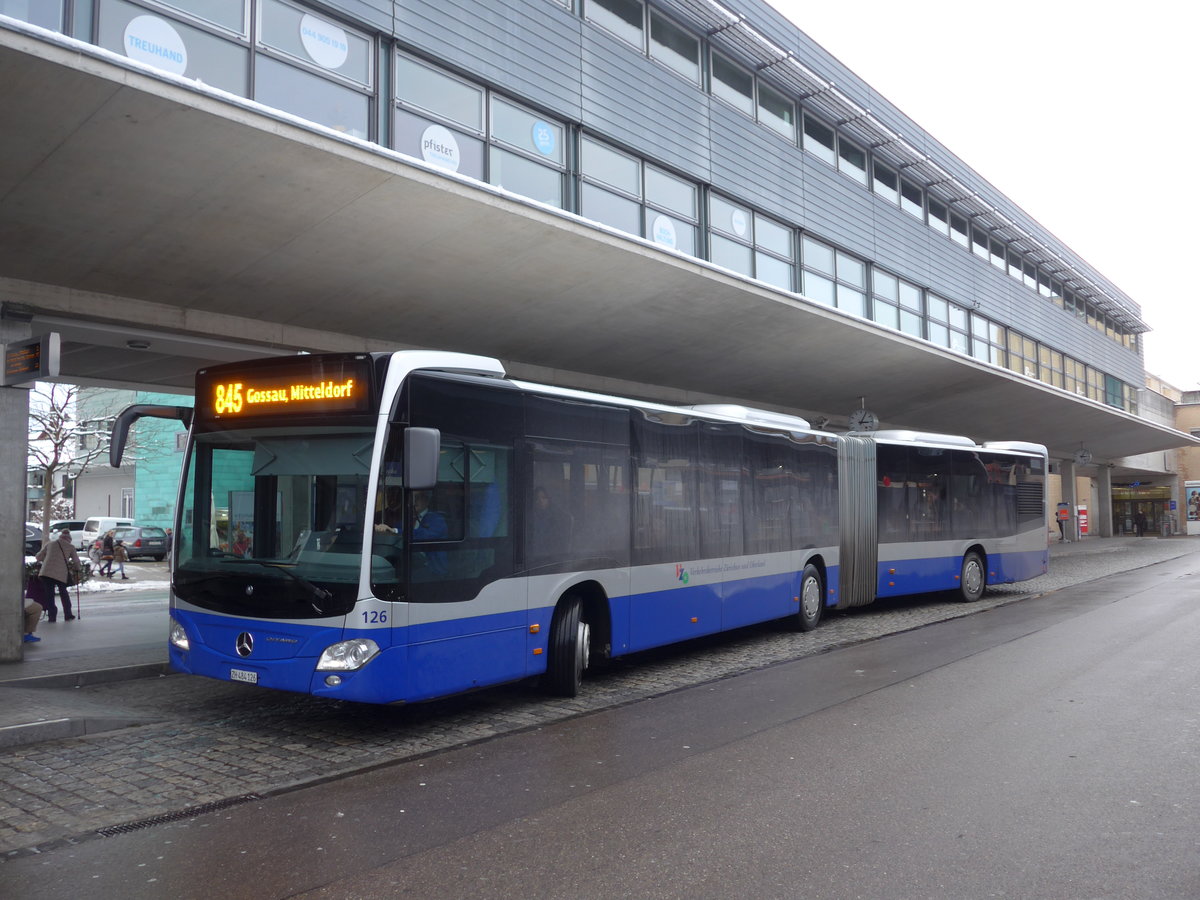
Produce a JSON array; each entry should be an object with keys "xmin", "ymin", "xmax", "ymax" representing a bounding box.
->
[{"xmin": 97, "ymin": 794, "xmax": 263, "ymax": 836}]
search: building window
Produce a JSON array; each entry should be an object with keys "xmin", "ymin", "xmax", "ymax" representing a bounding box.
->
[
  {"xmin": 394, "ymin": 53, "xmax": 486, "ymax": 179},
  {"xmin": 649, "ymin": 10, "xmax": 699, "ymax": 83},
  {"xmin": 988, "ymin": 238, "xmax": 1006, "ymax": 271},
  {"xmin": 1006, "ymin": 331, "xmax": 1038, "ymax": 378},
  {"xmin": 949, "ymin": 212, "xmax": 969, "ymax": 247},
  {"xmin": 869, "ymin": 270, "xmax": 923, "ymax": 336},
  {"xmin": 711, "ymin": 51, "xmax": 754, "ymax": 116},
  {"xmin": 708, "ymin": 195, "xmax": 794, "ymax": 290},
  {"xmin": 800, "ymin": 237, "xmax": 865, "ymax": 316},
  {"xmin": 948, "ymin": 302, "xmax": 970, "ymax": 354},
  {"xmin": 899, "ymin": 179, "xmax": 923, "ymax": 220},
  {"xmin": 489, "ymin": 97, "xmax": 565, "ymax": 208},
  {"xmin": 1064, "ymin": 356, "xmax": 1087, "ymax": 396},
  {"xmin": 802, "ymin": 113, "xmax": 835, "ymax": 166},
  {"xmin": 644, "ymin": 164, "xmax": 697, "ymax": 255},
  {"xmin": 1007, "ymin": 249, "xmax": 1023, "ymax": 281},
  {"xmin": 254, "ymin": 0, "xmax": 372, "ymax": 138},
  {"xmin": 837, "ymin": 139, "xmax": 868, "ymax": 186},
  {"xmin": 580, "ymin": 136, "xmax": 697, "ymax": 256},
  {"xmin": 2, "ymin": 0, "xmax": 65, "ymax": 30},
  {"xmin": 897, "ymin": 278, "xmax": 922, "ymax": 337},
  {"xmin": 753, "ymin": 213, "xmax": 795, "ymax": 291},
  {"xmin": 709, "ymin": 195, "xmax": 753, "ymax": 277},
  {"xmin": 873, "ymin": 161, "xmax": 899, "ymax": 204},
  {"xmin": 1038, "ymin": 347, "xmax": 1064, "ymax": 388},
  {"xmin": 928, "ymin": 197, "xmax": 950, "ymax": 236},
  {"xmin": 971, "ymin": 225, "xmax": 989, "ymax": 260},
  {"xmin": 254, "ymin": 54, "xmax": 370, "ymax": 138},
  {"xmin": 757, "ymin": 80, "xmax": 795, "ymax": 140},
  {"xmin": 971, "ymin": 314, "xmax": 1006, "ymax": 366},
  {"xmin": 121, "ymin": 488, "xmax": 135, "ymax": 519},
  {"xmin": 871, "ymin": 270, "xmax": 899, "ymax": 330},
  {"xmin": 98, "ymin": 0, "xmax": 251, "ymax": 96},
  {"xmin": 162, "ymin": 0, "xmax": 247, "ymax": 31},
  {"xmin": 586, "ymin": 0, "xmax": 643, "ymax": 47}
]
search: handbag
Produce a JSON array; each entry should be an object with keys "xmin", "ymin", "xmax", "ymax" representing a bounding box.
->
[{"xmin": 59, "ymin": 542, "xmax": 81, "ymax": 586}]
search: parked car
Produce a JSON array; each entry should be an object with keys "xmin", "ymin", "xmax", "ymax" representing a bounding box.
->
[
  {"xmin": 112, "ymin": 526, "xmax": 168, "ymax": 561},
  {"xmin": 24, "ymin": 522, "xmax": 43, "ymax": 556},
  {"xmin": 81, "ymin": 517, "xmax": 135, "ymax": 550},
  {"xmin": 51, "ymin": 520, "xmax": 87, "ymax": 550}
]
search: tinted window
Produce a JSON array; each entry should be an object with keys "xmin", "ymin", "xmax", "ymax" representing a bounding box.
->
[{"xmin": 633, "ymin": 414, "xmax": 698, "ymax": 564}]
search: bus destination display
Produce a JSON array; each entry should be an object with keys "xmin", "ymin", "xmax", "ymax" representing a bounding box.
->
[{"xmin": 197, "ymin": 357, "xmax": 373, "ymax": 420}]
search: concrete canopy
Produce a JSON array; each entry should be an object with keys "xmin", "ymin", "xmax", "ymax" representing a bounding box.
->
[{"xmin": 1, "ymin": 23, "xmax": 1194, "ymax": 467}]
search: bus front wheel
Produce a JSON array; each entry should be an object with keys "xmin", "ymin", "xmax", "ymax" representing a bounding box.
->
[
  {"xmin": 795, "ymin": 564, "xmax": 824, "ymax": 632},
  {"xmin": 546, "ymin": 596, "xmax": 590, "ymax": 697},
  {"xmin": 958, "ymin": 551, "xmax": 985, "ymax": 602}
]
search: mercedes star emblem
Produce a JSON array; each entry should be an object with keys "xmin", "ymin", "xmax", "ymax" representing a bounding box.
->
[{"xmin": 236, "ymin": 632, "xmax": 254, "ymax": 658}]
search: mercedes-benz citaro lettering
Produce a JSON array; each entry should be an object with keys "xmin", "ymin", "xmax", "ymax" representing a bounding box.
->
[{"xmin": 110, "ymin": 351, "xmax": 1048, "ymax": 704}]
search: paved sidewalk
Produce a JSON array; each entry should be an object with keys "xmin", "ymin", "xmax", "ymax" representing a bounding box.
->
[{"xmin": 1, "ymin": 536, "xmax": 1197, "ymax": 857}]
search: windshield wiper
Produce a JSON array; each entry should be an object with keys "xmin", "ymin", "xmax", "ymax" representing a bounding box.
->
[{"xmin": 211, "ymin": 558, "xmax": 334, "ymax": 614}]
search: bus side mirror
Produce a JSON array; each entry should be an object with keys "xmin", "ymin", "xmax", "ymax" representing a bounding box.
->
[
  {"xmin": 111, "ymin": 404, "xmax": 193, "ymax": 467},
  {"xmin": 404, "ymin": 427, "xmax": 440, "ymax": 490}
]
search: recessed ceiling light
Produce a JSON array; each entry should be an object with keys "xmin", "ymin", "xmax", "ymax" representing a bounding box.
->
[{"xmin": 126, "ymin": 339, "xmax": 151, "ymax": 350}]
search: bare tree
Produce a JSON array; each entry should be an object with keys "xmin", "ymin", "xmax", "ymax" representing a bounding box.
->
[{"xmin": 27, "ymin": 384, "xmax": 135, "ymax": 544}]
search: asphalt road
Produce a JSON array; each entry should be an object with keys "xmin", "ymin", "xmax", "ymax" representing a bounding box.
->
[{"xmin": 5, "ymin": 552, "xmax": 1198, "ymax": 899}]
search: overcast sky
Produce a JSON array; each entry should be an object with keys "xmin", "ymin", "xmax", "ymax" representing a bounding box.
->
[{"xmin": 769, "ymin": 0, "xmax": 1199, "ymax": 391}]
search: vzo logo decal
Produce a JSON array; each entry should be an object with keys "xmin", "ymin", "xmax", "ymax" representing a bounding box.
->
[{"xmin": 675, "ymin": 564, "xmax": 689, "ymax": 584}]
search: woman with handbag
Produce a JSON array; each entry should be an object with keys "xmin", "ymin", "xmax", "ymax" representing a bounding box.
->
[{"xmin": 35, "ymin": 528, "xmax": 81, "ymax": 622}]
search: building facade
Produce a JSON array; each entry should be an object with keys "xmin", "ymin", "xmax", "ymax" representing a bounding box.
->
[{"xmin": 2, "ymin": 0, "xmax": 1187, "ymax": 530}]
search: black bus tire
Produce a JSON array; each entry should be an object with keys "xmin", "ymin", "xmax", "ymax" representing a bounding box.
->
[
  {"xmin": 546, "ymin": 595, "xmax": 590, "ymax": 697},
  {"xmin": 958, "ymin": 551, "xmax": 985, "ymax": 602},
  {"xmin": 796, "ymin": 563, "xmax": 824, "ymax": 632}
]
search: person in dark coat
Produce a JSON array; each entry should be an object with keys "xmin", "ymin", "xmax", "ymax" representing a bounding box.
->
[
  {"xmin": 99, "ymin": 530, "xmax": 116, "ymax": 576},
  {"xmin": 35, "ymin": 529, "xmax": 80, "ymax": 622}
]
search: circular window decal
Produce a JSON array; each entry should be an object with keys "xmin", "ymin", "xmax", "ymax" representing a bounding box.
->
[
  {"xmin": 651, "ymin": 215, "xmax": 677, "ymax": 249},
  {"xmin": 531, "ymin": 121, "xmax": 557, "ymax": 157},
  {"xmin": 300, "ymin": 14, "xmax": 349, "ymax": 71},
  {"xmin": 730, "ymin": 209, "xmax": 748, "ymax": 237},
  {"xmin": 420, "ymin": 124, "xmax": 461, "ymax": 172},
  {"xmin": 123, "ymin": 16, "xmax": 188, "ymax": 76}
]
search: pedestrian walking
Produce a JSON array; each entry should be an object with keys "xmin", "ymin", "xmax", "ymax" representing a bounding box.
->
[
  {"xmin": 113, "ymin": 540, "xmax": 130, "ymax": 580},
  {"xmin": 99, "ymin": 530, "xmax": 115, "ymax": 576},
  {"xmin": 34, "ymin": 528, "xmax": 81, "ymax": 622}
]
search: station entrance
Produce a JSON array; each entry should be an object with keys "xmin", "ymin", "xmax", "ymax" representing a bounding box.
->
[{"xmin": 1112, "ymin": 486, "xmax": 1175, "ymax": 537}]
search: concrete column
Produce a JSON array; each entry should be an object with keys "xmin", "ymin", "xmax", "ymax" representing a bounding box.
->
[
  {"xmin": 1059, "ymin": 460, "xmax": 1077, "ymax": 542},
  {"xmin": 0, "ymin": 310, "xmax": 33, "ymax": 662},
  {"xmin": 1095, "ymin": 466, "xmax": 1114, "ymax": 538}
]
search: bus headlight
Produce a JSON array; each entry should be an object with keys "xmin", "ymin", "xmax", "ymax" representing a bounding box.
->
[
  {"xmin": 169, "ymin": 619, "xmax": 190, "ymax": 651},
  {"xmin": 316, "ymin": 638, "xmax": 380, "ymax": 671}
]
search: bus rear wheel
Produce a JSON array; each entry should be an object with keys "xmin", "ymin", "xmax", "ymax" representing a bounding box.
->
[
  {"xmin": 795, "ymin": 564, "xmax": 823, "ymax": 632},
  {"xmin": 958, "ymin": 551, "xmax": 985, "ymax": 602},
  {"xmin": 546, "ymin": 596, "xmax": 590, "ymax": 697}
]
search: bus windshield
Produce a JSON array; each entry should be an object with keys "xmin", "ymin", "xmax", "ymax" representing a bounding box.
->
[{"xmin": 174, "ymin": 425, "xmax": 379, "ymax": 619}]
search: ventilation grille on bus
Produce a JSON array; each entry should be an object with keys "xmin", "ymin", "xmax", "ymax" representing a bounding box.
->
[{"xmin": 1017, "ymin": 483, "xmax": 1044, "ymax": 517}]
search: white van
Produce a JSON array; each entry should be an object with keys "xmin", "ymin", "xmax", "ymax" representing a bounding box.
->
[{"xmin": 81, "ymin": 517, "xmax": 135, "ymax": 549}]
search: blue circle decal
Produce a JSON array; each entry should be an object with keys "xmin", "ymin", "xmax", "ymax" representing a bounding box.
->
[{"xmin": 531, "ymin": 121, "xmax": 556, "ymax": 156}]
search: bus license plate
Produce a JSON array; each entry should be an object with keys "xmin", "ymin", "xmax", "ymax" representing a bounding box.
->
[{"xmin": 230, "ymin": 668, "xmax": 258, "ymax": 684}]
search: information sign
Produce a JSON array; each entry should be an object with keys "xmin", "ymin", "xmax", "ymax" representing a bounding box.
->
[{"xmin": 2, "ymin": 332, "xmax": 60, "ymax": 386}]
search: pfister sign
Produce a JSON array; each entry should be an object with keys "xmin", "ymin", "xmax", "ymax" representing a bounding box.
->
[
  {"xmin": 123, "ymin": 15, "xmax": 188, "ymax": 76},
  {"xmin": 420, "ymin": 124, "xmax": 461, "ymax": 172}
]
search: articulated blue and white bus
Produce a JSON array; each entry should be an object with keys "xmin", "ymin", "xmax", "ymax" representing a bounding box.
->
[{"xmin": 112, "ymin": 350, "xmax": 1047, "ymax": 704}]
